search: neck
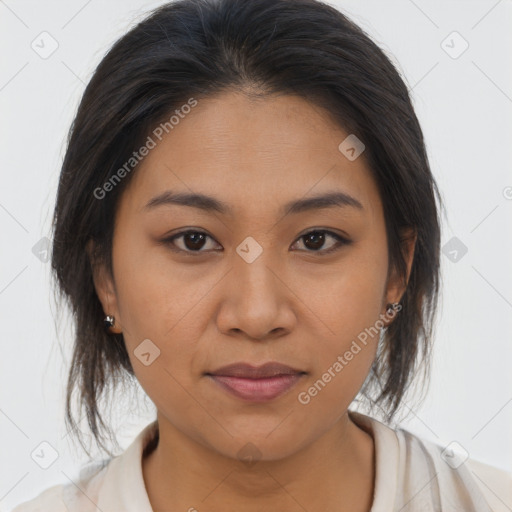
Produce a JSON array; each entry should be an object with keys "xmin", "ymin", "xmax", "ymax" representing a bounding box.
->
[{"xmin": 142, "ymin": 410, "xmax": 375, "ymax": 512}]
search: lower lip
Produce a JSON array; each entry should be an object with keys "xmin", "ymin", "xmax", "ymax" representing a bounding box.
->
[{"xmin": 207, "ymin": 374, "xmax": 305, "ymax": 402}]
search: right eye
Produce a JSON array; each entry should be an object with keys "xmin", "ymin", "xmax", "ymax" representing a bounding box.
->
[{"xmin": 162, "ymin": 230, "xmax": 222, "ymax": 255}]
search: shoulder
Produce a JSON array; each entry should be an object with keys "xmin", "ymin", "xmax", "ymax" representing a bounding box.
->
[
  {"xmin": 349, "ymin": 410, "xmax": 512, "ymax": 512},
  {"xmin": 9, "ymin": 421, "xmax": 158, "ymax": 512},
  {"xmin": 10, "ymin": 461, "xmax": 109, "ymax": 512},
  {"xmin": 465, "ymin": 457, "xmax": 512, "ymax": 512},
  {"xmin": 10, "ymin": 485, "xmax": 67, "ymax": 512},
  {"xmin": 397, "ymin": 427, "xmax": 512, "ymax": 511}
]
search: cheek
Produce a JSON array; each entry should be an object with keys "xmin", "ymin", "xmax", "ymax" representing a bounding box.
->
[
  {"xmin": 111, "ymin": 231, "xmax": 211, "ymax": 389},
  {"xmin": 291, "ymin": 280, "xmax": 385, "ymax": 428},
  {"xmin": 299, "ymin": 238, "xmax": 389, "ymax": 392},
  {"xmin": 112, "ymin": 227, "xmax": 196, "ymax": 336},
  {"xmin": 112, "ymin": 246, "xmax": 201, "ymax": 414},
  {"xmin": 306, "ymin": 239, "xmax": 389, "ymax": 338}
]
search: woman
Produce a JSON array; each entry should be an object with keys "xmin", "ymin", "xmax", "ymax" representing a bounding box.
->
[{"xmin": 12, "ymin": 0, "xmax": 511, "ymax": 510}]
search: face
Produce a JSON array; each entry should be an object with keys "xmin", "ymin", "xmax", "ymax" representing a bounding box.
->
[{"xmin": 91, "ymin": 90, "xmax": 413, "ymax": 461}]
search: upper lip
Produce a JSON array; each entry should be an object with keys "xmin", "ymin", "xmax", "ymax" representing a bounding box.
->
[{"xmin": 206, "ymin": 362, "xmax": 306, "ymax": 379}]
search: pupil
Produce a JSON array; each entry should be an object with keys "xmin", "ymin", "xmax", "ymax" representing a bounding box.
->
[
  {"xmin": 186, "ymin": 233, "xmax": 205, "ymax": 250},
  {"xmin": 305, "ymin": 232, "xmax": 324, "ymax": 250}
]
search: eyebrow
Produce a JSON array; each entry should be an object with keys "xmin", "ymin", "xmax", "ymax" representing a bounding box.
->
[{"xmin": 143, "ymin": 190, "xmax": 364, "ymax": 216}]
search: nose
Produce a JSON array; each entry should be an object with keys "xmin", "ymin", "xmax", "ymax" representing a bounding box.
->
[{"xmin": 214, "ymin": 252, "xmax": 296, "ymax": 341}]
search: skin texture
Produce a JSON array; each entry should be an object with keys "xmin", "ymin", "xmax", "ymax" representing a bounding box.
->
[{"xmin": 90, "ymin": 90, "xmax": 415, "ymax": 512}]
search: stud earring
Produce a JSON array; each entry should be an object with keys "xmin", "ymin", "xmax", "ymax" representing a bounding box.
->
[
  {"xmin": 382, "ymin": 302, "xmax": 401, "ymax": 331},
  {"xmin": 104, "ymin": 314, "xmax": 119, "ymax": 333},
  {"xmin": 386, "ymin": 302, "xmax": 401, "ymax": 313}
]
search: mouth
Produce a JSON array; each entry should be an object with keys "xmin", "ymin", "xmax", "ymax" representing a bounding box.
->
[{"xmin": 205, "ymin": 362, "xmax": 307, "ymax": 402}]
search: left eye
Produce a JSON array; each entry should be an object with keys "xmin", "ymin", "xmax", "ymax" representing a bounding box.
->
[{"xmin": 163, "ymin": 229, "xmax": 350, "ymax": 255}]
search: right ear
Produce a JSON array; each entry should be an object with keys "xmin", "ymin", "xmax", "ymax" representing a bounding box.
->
[{"xmin": 86, "ymin": 239, "xmax": 123, "ymax": 333}]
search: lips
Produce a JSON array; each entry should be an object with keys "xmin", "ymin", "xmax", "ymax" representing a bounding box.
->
[
  {"xmin": 206, "ymin": 362, "xmax": 305, "ymax": 379},
  {"xmin": 205, "ymin": 362, "xmax": 306, "ymax": 402}
]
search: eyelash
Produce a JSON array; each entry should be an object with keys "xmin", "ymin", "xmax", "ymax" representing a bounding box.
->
[{"xmin": 161, "ymin": 229, "xmax": 351, "ymax": 256}]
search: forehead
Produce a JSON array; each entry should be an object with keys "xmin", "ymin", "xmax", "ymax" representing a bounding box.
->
[{"xmin": 120, "ymin": 91, "xmax": 382, "ymax": 221}]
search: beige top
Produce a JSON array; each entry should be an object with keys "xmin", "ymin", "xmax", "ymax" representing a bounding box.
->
[{"xmin": 10, "ymin": 410, "xmax": 512, "ymax": 511}]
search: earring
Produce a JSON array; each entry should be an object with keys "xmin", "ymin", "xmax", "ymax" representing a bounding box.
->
[
  {"xmin": 386, "ymin": 302, "xmax": 401, "ymax": 313},
  {"xmin": 104, "ymin": 314, "xmax": 117, "ymax": 332},
  {"xmin": 382, "ymin": 302, "xmax": 401, "ymax": 331}
]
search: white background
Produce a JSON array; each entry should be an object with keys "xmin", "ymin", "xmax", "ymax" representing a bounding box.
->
[{"xmin": 1, "ymin": 0, "xmax": 511, "ymax": 510}]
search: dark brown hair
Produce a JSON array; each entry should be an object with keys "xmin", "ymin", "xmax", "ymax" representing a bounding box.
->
[{"xmin": 51, "ymin": 0, "xmax": 443, "ymax": 458}]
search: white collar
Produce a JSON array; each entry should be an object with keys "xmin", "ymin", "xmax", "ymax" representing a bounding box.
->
[
  {"xmin": 91, "ymin": 410, "xmax": 400, "ymax": 512},
  {"xmin": 90, "ymin": 410, "xmax": 493, "ymax": 512},
  {"xmin": 96, "ymin": 420, "xmax": 158, "ymax": 511}
]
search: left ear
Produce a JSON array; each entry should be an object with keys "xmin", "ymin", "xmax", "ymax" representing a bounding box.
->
[{"xmin": 382, "ymin": 227, "xmax": 417, "ymax": 316}]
